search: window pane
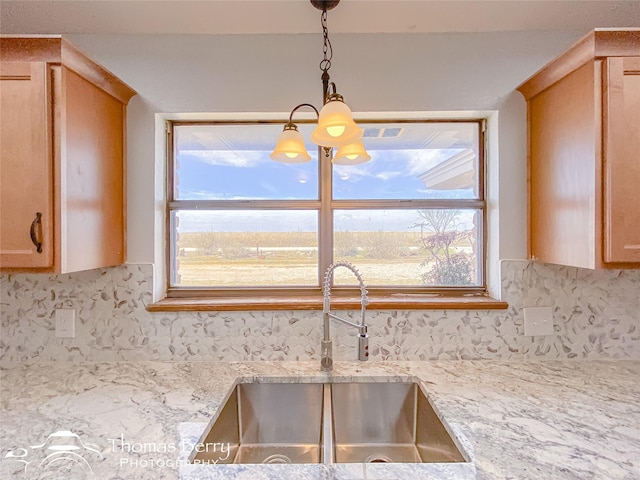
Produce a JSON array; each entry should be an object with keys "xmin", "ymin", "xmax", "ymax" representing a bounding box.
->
[
  {"xmin": 333, "ymin": 122, "xmax": 480, "ymax": 200},
  {"xmin": 333, "ymin": 209, "xmax": 481, "ymax": 286},
  {"xmin": 174, "ymin": 124, "xmax": 318, "ymax": 200},
  {"xmin": 173, "ymin": 210, "xmax": 318, "ymax": 286}
]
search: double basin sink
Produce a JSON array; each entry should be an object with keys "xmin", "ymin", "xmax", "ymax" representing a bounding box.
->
[{"xmin": 191, "ymin": 381, "xmax": 467, "ymax": 465}]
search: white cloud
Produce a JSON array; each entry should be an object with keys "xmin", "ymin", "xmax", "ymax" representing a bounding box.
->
[
  {"xmin": 179, "ymin": 150, "xmax": 265, "ymax": 168},
  {"xmin": 333, "ymin": 149, "xmax": 458, "ymax": 183},
  {"xmin": 374, "ymin": 171, "xmax": 403, "ymax": 181},
  {"xmin": 178, "ymin": 188, "xmax": 269, "ymax": 201}
]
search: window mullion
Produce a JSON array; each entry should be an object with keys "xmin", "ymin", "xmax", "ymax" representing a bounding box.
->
[
  {"xmin": 330, "ymin": 199, "xmax": 485, "ymax": 209},
  {"xmin": 166, "ymin": 121, "xmax": 175, "ymax": 288},
  {"xmin": 318, "ymin": 147, "xmax": 333, "ymax": 285},
  {"xmin": 168, "ymin": 200, "xmax": 321, "ymax": 210}
]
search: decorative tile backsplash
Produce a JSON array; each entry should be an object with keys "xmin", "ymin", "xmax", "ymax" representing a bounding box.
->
[{"xmin": 1, "ymin": 261, "xmax": 639, "ymax": 367}]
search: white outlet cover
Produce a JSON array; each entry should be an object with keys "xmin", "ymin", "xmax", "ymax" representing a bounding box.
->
[
  {"xmin": 523, "ymin": 306, "xmax": 554, "ymax": 336},
  {"xmin": 55, "ymin": 308, "xmax": 76, "ymax": 338}
]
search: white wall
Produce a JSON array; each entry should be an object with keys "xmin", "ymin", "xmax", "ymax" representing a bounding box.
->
[
  {"xmin": 6, "ymin": 30, "xmax": 640, "ymax": 366},
  {"xmin": 66, "ymin": 31, "xmax": 584, "ymax": 290}
]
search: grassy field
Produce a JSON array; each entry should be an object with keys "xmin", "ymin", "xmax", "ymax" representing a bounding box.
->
[
  {"xmin": 176, "ymin": 256, "xmax": 425, "ymax": 286},
  {"xmin": 178, "ymin": 231, "xmax": 421, "ymax": 257},
  {"xmin": 175, "ymin": 231, "xmax": 473, "ymax": 286}
]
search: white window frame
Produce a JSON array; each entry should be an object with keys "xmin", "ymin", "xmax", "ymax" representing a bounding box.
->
[{"xmin": 165, "ymin": 117, "xmax": 488, "ymax": 301}]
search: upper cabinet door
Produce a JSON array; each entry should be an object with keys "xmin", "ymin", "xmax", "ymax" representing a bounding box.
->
[
  {"xmin": 1, "ymin": 38, "xmax": 135, "ymax": 273},
  {"xmin": 0, "ymin": 62, "xmax": 54, "ymax": 269},
  {"xmin": 603, "ymin": 56, "xmax": 640, "ymax": 264},
  {"xmin": 518, "ymin": 30, "xmax": 639, "ymax": 269}
]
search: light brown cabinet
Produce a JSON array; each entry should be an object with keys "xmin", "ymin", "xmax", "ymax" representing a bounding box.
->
[
  {"xmin": 517, "ymin": 30, "xmax": 640, "ymax": 269},
  {"xmin": 0, "ymin": 37, "xmax": 136, "ymax": 273}
]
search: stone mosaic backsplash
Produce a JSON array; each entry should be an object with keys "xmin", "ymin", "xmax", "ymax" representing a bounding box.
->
[{"xmin": 1, "ymin": 260, "xmax": 639, "ymax": 367}]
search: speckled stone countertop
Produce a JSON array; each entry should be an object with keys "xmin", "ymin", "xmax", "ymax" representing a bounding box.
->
[{"xmin": 1, "ymin": 361, "xmax": 639, "ymax": 479}]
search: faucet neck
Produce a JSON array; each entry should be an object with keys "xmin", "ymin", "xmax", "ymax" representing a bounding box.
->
[
  {"xmin": 322, "ymin": 261, "xmax": 369, "ymax": 309},
  {"xmin": 320, "ymin": 261, "xmax": 370, "ymax": 370}
]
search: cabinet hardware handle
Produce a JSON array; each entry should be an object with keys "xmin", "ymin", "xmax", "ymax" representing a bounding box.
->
[
  {"xmin": 30, "ymin": 212, "xmax": 43, "ymax": 253},
  {"xmin": 623, "ymin": 245, "xmax": 640, "ymax": 250}
]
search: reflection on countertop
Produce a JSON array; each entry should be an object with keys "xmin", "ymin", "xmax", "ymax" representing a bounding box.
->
[{"xmin": 1, "ymin": 360, "xmax": 639, "ymax": 479}]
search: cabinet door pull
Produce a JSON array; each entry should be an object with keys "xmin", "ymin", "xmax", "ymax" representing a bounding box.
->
[{"xmin": 30, "ymin": 212, "xmax": 43, "ymax": 253}]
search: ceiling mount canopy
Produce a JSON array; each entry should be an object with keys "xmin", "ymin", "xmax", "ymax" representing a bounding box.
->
[
  {"xmin": 270, "ymin": 0, "xmax": 370, "ymax": 166},
  {"xmin": 310, "ymin": 0, "xmax": 341, "ymax": 11}
]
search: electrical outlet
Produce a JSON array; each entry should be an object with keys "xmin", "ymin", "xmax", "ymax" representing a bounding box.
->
[
  {"xmin": 55, "ymin": 308, "xmax": 76, "ymax": 338},
  {"xmin": 523, "ymin": 306, "xmax": 554, "ymax": 336}
]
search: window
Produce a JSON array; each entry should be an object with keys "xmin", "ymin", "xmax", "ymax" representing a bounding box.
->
[{"xmin": 166, "ymin": 119, "xmax": 489, "ymax": 306}]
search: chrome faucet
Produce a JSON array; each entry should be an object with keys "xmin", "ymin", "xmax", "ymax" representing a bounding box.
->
[{"xmin": 321, "ymin": 261, "xmax": 369, "ymax": 372}]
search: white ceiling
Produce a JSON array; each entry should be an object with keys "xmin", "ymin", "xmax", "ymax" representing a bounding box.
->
[{"xmin": 1, "ymin": 0, "xmax": 639, "ymax": 35}]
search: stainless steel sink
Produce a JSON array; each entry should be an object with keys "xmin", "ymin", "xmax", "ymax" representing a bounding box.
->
[
  {"xmin": 331, "ymin": 382, "xmax": 465, "ymax": 463},
  {"xmin": 193, "ymin": 383, "xmax": 324, "ymax": 464},
  {"xmin": 192, "ymin": 381, "xmax": 466, "ymax": 465}
]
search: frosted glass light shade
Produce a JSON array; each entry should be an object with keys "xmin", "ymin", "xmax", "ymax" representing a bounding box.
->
[
  {"xmin": 270, "ymin": 128, "xmax": 312, "ymax": 163},
  {"xmin": 333, "ymin": 139, "xmax": 371, "ymax": 165},
  {"xmin": 311, "ymin": 99, "xmax": 363, "ymax": 147}
]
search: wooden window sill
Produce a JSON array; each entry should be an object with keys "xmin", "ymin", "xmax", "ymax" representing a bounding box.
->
[{"xmin": 147, "ymin": 294, "xmax": 508, "ymax": 312}]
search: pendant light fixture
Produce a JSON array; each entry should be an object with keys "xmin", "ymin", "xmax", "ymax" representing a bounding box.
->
[
  {"xmin": 333, "ymin": 138, "xmax": 371, "ymax": 165},
  {"xmin": 270, "ymin": 0, "xmax": 370, "ymax": 165}
]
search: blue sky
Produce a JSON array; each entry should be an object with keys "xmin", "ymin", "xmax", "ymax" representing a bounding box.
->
[{"xmin": 175, "ymin": 147, "xmax": 471, "ymax": 201}]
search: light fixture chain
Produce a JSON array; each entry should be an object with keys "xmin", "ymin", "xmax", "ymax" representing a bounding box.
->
[
  {"xmin": 271, "ymin": 0, "xmax": 369, "ymax": 166},
  {"xmin": 319, "ymin": 8, "xmax": 333, "ymax": 74}
]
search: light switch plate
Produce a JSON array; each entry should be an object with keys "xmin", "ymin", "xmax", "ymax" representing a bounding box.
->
[
  {"xmin": 523, "ymin": 306, "xmax": 554, "ymax": 336},
  {"xmin": 55, "ymin": 308, "xmax": 76, "ymax": 338}
]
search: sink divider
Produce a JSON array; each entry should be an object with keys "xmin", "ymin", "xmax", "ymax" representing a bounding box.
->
[{"xmin": 321, "ymin": 383, "xmax": 334, "ymax": 465}]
